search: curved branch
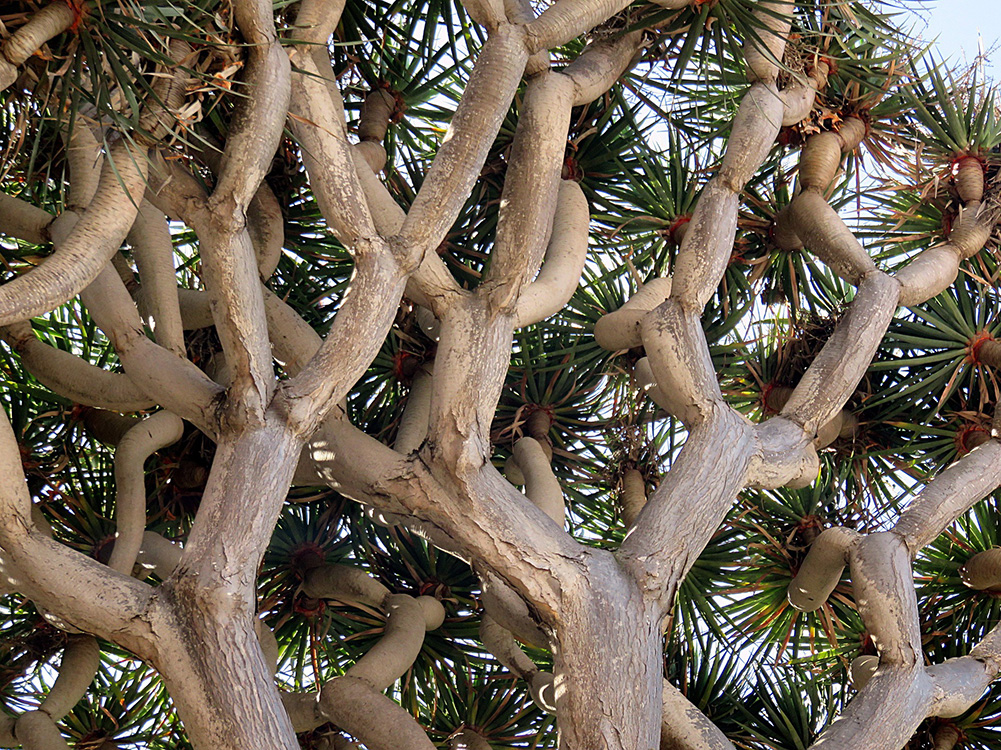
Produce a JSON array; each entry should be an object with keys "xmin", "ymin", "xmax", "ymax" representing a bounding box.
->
[
  {"xmin": 562, "ymin": 30, "xmax": 644, "ymax": 106},
  {"xmin": 107, "ymin": 411, "xmax": 185, "ymax": 575},
  {"xmin": 80, "ymin": 265, "xmax": 224, "ymax": 434},
  {"xmin": 514, "ymin": 179, "xmax": 589, "ymax": 328},
  {"xmin": 525, "ymin": 0, "xmax": 632, "ymax": 52},
  {"xmin": 0, "ymin": 406, "xmax": 156, "ymax": 652},
  {"xmin": 130, "ymin": 201, "xmax": 185, "ymax": 355},
  {"xmin": 487, "ymin": 70, "xmax": 574, "ymax": 301},
  {"xmin": 1, "ymin": 322, "xmax": 155, "ymax": 412},
  {"xmin": 349, "ymin": 144, "xmax": 462, "ymax": 317},
  {"xmin": 317, "ymin": 676, "xmax": 435, "ymax": 750},
  {"xmin": 38, "ymin": 636, "xmax": 100, "ymax": 720},
  {"xmin": 0, "ymin": 139, "xmax": 147, "ymax": 326},
  {"xmin": 399, "ymin": 25, "xmax": 529, "ymax": 257},
  {"xmin": 893, "ymin": 441, "xmax": 1001, "ymax": 554},
  {"xmin": 779, "ymin": 272, "xmax": 899, "ymax": 436},
  {"xmin": 619, "ymin": 408, "xmax": 756, "ymax": 609},
  {"xmin": 13, "ymin": 711, "xmax": 72, "ymax": 750},
  {"xmin": 0, "ymin": 2, "xmax": 75, "ymax": 90},
  {"xmin": 346, "ymin": 594, "xmax": 444, "ymax": 691}
]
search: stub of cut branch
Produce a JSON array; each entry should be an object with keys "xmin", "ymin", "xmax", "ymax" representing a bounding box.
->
[
  {"xmin": 851, "ymin": 655, "xmax": 880, "ymax": 690},
  {"xmin": 0, "ymin": 139, "xmax": 147, "ymax": 327},
  {"xmin": 787, "ymin": 526, "xmax": 858, "ymax": 611},
  {"xmin": 514, "ymin": 179, "xmax": 589, "ymax": 327},
  {"xmin": 960, "ymin": 548, "xmax": 1001, "ymax": 591},
  {"xmin": 255, "ymin": 618, "xmax": 280, "ymax": 677}
]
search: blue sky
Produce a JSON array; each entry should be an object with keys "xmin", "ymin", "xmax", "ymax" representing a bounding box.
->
[{"xmin": 913, "ymin": 0, "xmax": 1001, "ymax": 80}]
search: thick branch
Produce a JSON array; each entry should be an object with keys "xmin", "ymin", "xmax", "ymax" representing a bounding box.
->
[
  {"xmin": 0, "ymin": 139, "xmax": 147, "ymax": 326},
  {"xmin": 619, "ymin": 408, "xmax": 755, "ymax": 610},
  {"xmin": 399, "ymin": 24, "xmax": 529, "ymax": 255},
  {"xmin": 893, "ymin": 441, "xmax": 1001, "ymax": 554},
  {"xmin": 80, "ymin": 265, "xmax": 224, "ymax": 434},
  {"xmin": 780, "ymin": 272, "xmax": 900, "ymax": 436},
  {"xmin": 514, "ymin": 178, "xmax": 590, "ymax": 328},
  {"xmin": 488, "ymin": 70, "xmax": 574, "ymax": 300},
  {"xmin": 1, "ymin": 322, "xmax": 155, "ymax": 412},
  {"xmin": 107, "ymin": 411, "xmax": 185, "ymax": 575},
  {"xmin": 0, "ymin": 193, "xmax": 52, "ymax": 244},
  {"xmin": 0, "ymin": 406, "xmax": 155, "ymax": 651}
]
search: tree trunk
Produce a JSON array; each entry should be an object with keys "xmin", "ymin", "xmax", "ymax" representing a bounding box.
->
[
  {"xmin": 553, "ymin": 550, "xmax": 662, "ymax": 750},
  {"xmin": 148, "ymin": 417, "xmax": 304, "ymax": 750},
  {"xmin": 150, "ymin": 595, "xmax": 298, "ymax": 750}
]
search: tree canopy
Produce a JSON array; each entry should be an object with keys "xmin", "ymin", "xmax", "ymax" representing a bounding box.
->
[{"xmin": 1, "ymin": 0, "xmax": 1001, "ymax": 748}]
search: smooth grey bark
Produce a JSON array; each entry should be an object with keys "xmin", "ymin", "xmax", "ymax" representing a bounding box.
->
[{"xmin": 3, "ymin": 1, "xmax": 1001, "ymax": 749}]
